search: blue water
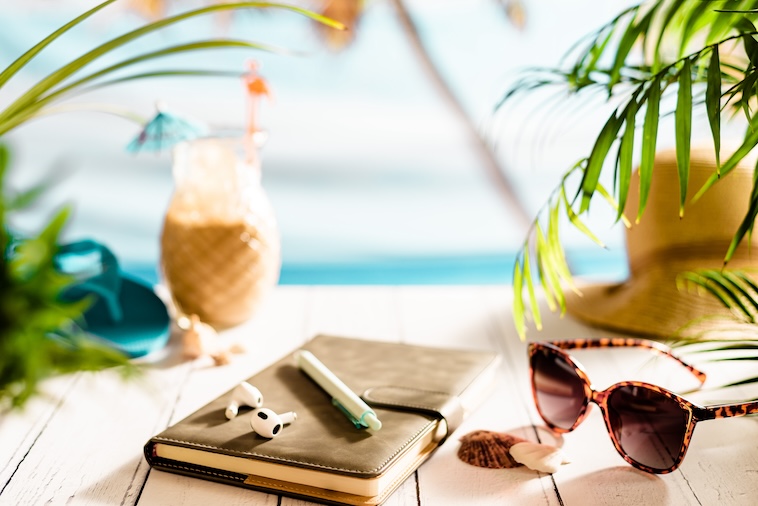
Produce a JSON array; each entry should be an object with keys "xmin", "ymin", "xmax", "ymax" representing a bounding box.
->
[{"xmin": 124, "ymin": 247, "xmax": 628, "ymax": 286}]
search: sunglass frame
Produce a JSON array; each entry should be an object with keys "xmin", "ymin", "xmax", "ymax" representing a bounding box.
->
[{"xmin": 528, "ymin": 340, "xmax": 758, "ymax": 474}]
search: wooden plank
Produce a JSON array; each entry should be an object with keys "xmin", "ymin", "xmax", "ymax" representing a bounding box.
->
[
  {"xmin": 395, "ymin": 285, "xmax": 495, "ymax": 349},
  {"xmin": 670, "ymin": 360, "xmax": 758, "ymax": 506},
  {"xmin": 140, "ymin": 472, "xmax": 279, "ymax": 506},
  {"xmin": 282, "ymin": 285, "xmax": 406, "ymax": 506},
  {"xmin": 0, "ymin": 361, "xmax": 192, "ymax": 505},
  {"xmin": 4, "ymin": 286, "xmax": 758, "ymax": 506},
  {"xmin": 398, "ymin": 286, "xmax": 561, "ymax": 506},
  {"xmin": 163, "ymin": 286, "xmax": 315, "ymax": 425},
  {"xmin": 138, "ymin": 286, "xmax": 312, "ymax": 506},
  {"xmin": 0, "ymin": 374, "xmax": 78, "ymax": 492},
  {"xmin": 301, "ymin": 285, "xmax": 400, "ymax": 343}
]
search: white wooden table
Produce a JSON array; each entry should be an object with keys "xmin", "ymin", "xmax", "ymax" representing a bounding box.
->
[{"xmin": 2, "ymin": 285, "xmax": 758, "ymax": 506}]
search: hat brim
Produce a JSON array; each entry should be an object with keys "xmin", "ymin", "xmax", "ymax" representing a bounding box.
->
[{"xmin": 565, "ymin": 258, "xmax": 758, "ymax": 339}]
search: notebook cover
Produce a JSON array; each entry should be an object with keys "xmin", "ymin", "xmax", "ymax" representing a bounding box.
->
[{"xmin": 144, "ymin": 334, "xmax": 500, "ymax": 505}]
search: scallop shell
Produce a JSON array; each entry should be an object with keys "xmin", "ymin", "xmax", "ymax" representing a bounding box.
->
[
  {"xmin": 509, "ymin": 442, "xmax": 570, "ymax": 474},
  {"xmin": 457, "ymin": 430, "xmax": 528, "ymax": 469}
]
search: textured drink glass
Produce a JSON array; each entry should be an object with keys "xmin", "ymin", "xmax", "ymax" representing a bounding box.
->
[{"xmin": 160, "ymin": 134, "xmax": 280, "ymax": 328}]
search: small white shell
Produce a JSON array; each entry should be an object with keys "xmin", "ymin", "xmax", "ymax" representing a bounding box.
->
[
  {"xmin": 182, "ymin": 314, "xmax": 219, "ymax": 359},
  {"xmin": 509, "ymin": 442, "xmax": 570, "ymax": 474}
]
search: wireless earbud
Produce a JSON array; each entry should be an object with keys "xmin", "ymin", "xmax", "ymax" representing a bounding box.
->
[
  {"xmin": 250, "ymin": 408, "xmax": 297, "ymax": 438},
  {"xmin": 225, "ymin": 382, "xmax": 264, "ymax": 420}
]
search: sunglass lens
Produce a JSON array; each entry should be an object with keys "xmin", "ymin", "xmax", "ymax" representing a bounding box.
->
[
  {"xmin": 531, "ymin": 347, "xmax": 587, "ymax": 430},
  {"xmin": 607, "ymin": 385, "xmax": 689, "ymax": 471}
]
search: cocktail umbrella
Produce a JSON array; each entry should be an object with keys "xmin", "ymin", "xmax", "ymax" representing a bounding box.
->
[{"xmin": 126, "ymin": 104, "xmax": 208, "ymax": 153}]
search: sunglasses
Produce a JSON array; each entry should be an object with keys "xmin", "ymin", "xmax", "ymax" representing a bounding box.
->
[{"xmin": 528, "ymin": 338, "xmax": 758, "ymax": 474}]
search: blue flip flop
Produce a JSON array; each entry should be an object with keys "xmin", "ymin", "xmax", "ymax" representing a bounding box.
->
[{"xmin": 55, "ymin": 240, "xmax": 170, "ymax": 358}]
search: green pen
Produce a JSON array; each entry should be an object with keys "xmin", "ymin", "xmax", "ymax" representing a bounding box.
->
[{"xmin": 295, "ymin": 350, "xmax": 382, "ymax": 431}]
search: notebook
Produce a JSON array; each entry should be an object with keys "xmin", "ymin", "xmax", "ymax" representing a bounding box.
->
[{"xmin": 144, "ymin": 334, "xmax": 501, "ymax": 505}]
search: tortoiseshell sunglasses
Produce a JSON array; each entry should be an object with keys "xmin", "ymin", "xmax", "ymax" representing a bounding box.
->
[{"xmin": 528, "ymin": 338, "xmax": 758, "ymax": 474}]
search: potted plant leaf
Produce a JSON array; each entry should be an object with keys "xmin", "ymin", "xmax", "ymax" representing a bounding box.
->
[{"xmin": 0, "ymin": 1, "xmax": 342, "ymax": 412}]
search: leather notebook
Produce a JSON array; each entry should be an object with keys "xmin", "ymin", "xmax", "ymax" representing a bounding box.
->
[{"xmin": 144, "ymin": 334, "xmax": 501, "ymax": 506}]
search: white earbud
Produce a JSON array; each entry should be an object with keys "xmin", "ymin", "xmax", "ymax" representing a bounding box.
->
[
  {"xmin": 225, "ymin": 382, "xmax": 264, "ymax": 420},
  {"xmin": 250, "ymin": 408, "xmax": 297, "ymax": 438}
]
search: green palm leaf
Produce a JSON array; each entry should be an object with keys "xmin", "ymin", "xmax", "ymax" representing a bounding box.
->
[
  {"xmin": 739, "ymin": 68, "xmax": 758, "ymax": 124},
  {"xmin": 0, "ymin": 2, "xmax": 343, "ymax": 125},
  {"xmin": 737, "ymin": 17, "xmax": 758, "ymax": 64},
  {"xmin": 536, "ymin": 224, "xmax": 566, "ymax": 314},
  {"xmin": 652, "ymin": 0, "xmax": 686, "ymax": 72},
  {"xmin": 679, "ymin": 1, "xmax": 713, "ymax": 56},
  {"xmin": 0, "ymin": 70, "xmax": 240, "ymax": 136},
  {"xmin": 564, "ymin": 187, "xmax": 605, "ymax": 247},
  {"xmin": 724, "ymin": 171, "xmax": 758, "ymax": 263},
  {"xmin": 709, "ymin": 7, "xmax": 746, "ymax": 47},
  {"xmin": 677, "ymin": 269, "xmax": 758, "ymax": 322},
  {"xmin": 720, "ymin": 375, "xmax": 758, "ymax": 388},
  {"xmin": 0, "ymin": 35, "xmax": 275, "ymax": 135},
  {"xmin": 523, "ymin": 253, "xmax": 542, "ymax": 331},
  {"xmin": 535, "ymin": 251, "xmax": 557, "ymax": 313},
  {"xmin": 638, "ymin": 77, "xmax": 661, "ymax": 222},
  {"xmin": 723, "ymin": 270, "xmax": 758, "ymax": 313},
  {"xmin": 695, "ymin": 122, "xmax": 758, "ymax": 203},
  {"xmin": 512, "ymin": 259, "xmax": 526, "ymax": 339},
  {"xmin": 609, "ymin": 5, "xmax": 658, "ymax": 88},
  {"xmin": 617, "ymin": 95, "xmax": 638, "ymax": 222},
  {"xmin": 707, "ymin": 342, "xmax": 758, "ymax": 351},
  {"xmin": 706, "ymin": 47, "xmax": 722, "ymax": 171},
  {"xmin": 0, "ymin": 144, "xmax": 8, "ymax": 183},
  {"xmin": 0, "ymin": 0, "xmax": 118, "ymax": 89},
  {"xmin": 576, "ymin": 26, "xmax": 614, "ymax": 86},
  {"xmin": 597, "ymin": 182, "xmax": 631, "ymax": 228},
  {"xmin": 675, "ymin": 58, "xmax": 692, "ymax": 216},
  {"xmin": 736, "ymin": 270, "xmax": 758, "ymax": 294},
  {"xmin": 548, "ymin": 197, "xmax": 577, "ymax": 288},
  {"xmin": 45, "ymin": 39, "xmax": 285, "ymax": 101},
  {"xmin": 580, "ymin": 110, "xmax": 622, "ymax": 213}
]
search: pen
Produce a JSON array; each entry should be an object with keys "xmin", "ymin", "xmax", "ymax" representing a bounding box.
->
[{"xmin": 295, "ymin": 350, "xmax": 382, "ymax": 431}]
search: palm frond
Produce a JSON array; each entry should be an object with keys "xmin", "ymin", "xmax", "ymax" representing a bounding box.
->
[
  {"xmin": 676, "ymin": 269, "xmax": 758, "ymax": 323},
  {"xmin": 503, "ymin": 0, "xmax": 758, "ymax": 337},
  {"xmin": 0, "ymin": 2, "xmax": 344, "ymax": 136}
]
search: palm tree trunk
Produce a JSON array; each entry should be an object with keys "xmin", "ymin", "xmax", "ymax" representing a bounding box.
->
[{"xmin": 389, "ymin": 0, "xmax": 531, "ymax": 229}]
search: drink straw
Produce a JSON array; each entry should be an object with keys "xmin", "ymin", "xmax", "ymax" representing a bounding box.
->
[{"xmin": 243, "ymin": 60, "xmax": 272, "ymax": 163}]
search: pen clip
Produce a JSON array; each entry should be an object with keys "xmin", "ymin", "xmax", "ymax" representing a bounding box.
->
[{"xmin": 331, "ymin": 398, "xmax": 368, "ymax": 429}]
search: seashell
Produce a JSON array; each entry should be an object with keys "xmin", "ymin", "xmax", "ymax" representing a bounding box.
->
[
  {"xmin": 182, "ymin": 331, "xmax": 205, "ymax": 360},
  {"xmin": 509, "ymin": 442, "xmax": 570, "ymax": 474},
  {"xmin": 228, "ymin": 342, "xmax": 247, "ymax": 355},
  {"xmin": 211, "ymin": 350, "xmax": 232, "ymax": 366},
  {"xmin": 182, "ymin": 315, "xmax": 247, "ymax": 366},
  {"xmin": 457, "ymin": 430, "xmax": 528, "ymax": 469},
  {"xmin": 182, "ymin": 314, "xmax": 220, "ymax": 359}
]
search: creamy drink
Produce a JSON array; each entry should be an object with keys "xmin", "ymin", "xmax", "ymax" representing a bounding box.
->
[{"xmin": 160, "ymin": 136, "xmax": 280, "ymax": 328}]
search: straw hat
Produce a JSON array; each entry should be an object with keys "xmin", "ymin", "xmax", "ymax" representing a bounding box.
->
[{"xmin": 565, "ymin": 146, "xmax": 758, "ymax": 338}]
